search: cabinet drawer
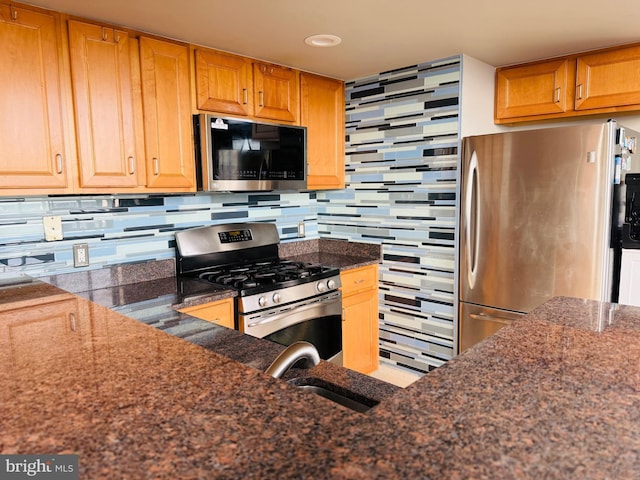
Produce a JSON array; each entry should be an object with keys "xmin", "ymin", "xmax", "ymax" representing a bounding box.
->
[
  {"xmin": 179, "ymin": 298, "xmax": 234, "ymax": 329},
  {"xmin": 340, "ymin": 265, "xmax": 378, "ymax": 297}
]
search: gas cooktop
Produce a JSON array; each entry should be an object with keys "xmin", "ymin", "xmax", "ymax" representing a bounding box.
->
[{"xmin": 188, "ymin": 259, "xmax": 338, "ymax": 296}]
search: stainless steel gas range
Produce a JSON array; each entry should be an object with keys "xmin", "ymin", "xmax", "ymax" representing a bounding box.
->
[{"xmin": 175, "ymin": 223, "xmax": 343, "ymax": 363}]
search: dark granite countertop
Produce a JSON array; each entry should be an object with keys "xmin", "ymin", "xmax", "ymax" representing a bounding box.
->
[
  {"xmin": 3, "ymin": 277, "xmax": 640, "ymax": 478},
  {"xmin": 38, "ymin": 239, "xmax": 391, "ymax": 406}
]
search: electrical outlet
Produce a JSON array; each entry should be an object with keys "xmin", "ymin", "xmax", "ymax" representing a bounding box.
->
[
  {"xmin": 43, "ymin": 216, "xmax": 63, "ymax": 241},
  {"xmin": 297, "ymin": 221, "xmax": 305, "ymax": 238},
  {"xmin": 73, "ymin": 243, "xmax": 89, "ymax": 267}
]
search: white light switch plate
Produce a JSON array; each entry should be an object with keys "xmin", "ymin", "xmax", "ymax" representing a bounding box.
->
[{"xmin": 43, "ymin": 216, "xmax": 63, "ymax": 241}]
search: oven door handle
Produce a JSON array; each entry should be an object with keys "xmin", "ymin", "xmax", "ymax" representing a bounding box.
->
[{"xmin": 247, "ymin": 293, "xmax": 339, "ymax": 328}]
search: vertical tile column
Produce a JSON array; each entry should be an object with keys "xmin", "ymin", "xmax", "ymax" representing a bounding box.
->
[{"xmin": 318, "ymin": 56, "xmax": 461, "ymax": 374}]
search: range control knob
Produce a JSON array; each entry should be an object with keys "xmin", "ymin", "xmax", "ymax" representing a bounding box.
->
[
  {"xmin": 258, "ymin": 296, "xmax": 267, "ymax": 307},
  {"xmin": 272, "ymin": 292, "xmax": 282, "ymax": 304},
  {"xmin": 316, "ymin": 281, "xmax": 326, "ymax": 292},
  {"xmin": 327, "ymin": 279, "xmax": 336, "ymax": 290}
]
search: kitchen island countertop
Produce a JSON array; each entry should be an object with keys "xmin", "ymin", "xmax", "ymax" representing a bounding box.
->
[{"xmin": 2, "ymin": 271, "xmax": 640, "ymax": 478}]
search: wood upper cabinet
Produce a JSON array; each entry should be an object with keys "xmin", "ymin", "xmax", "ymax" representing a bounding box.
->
[
  {"xmin": 194, "ymin": 49, "xmax": 299, "ymax": 124},
  {"xmin": 575, "ymin": 44, "xmax": 640, "ymax": 111},
  {"xmin": 139, "ymin": 37, "xmax": 195, "ymax": 190},
  {"xmin": 68, "ymin": 20, "xmax": 141, "ymax": 189},
  {"xmin": 195, "ymin": 48, "xmax": 253, "ymax": 116},
  {"xmin": 300, "ymin": 73, "xmax": 345, "ymax": 190},
  {"xmin": 340, "ymin": 264, "xmax": 379, "ymax": 375},
  {"xmin": 496, "ymin": 42, "xmax": 640, "ymax": 124},
  {"xmin": 0, "ymin": 4, "xmax": 71, "ymax": 193},
  {"xmin": 253, "ymin": 62, "xmax": 299, "ymax": 123},
  {"xmin": 495, "ymin": 59, "xmax": 569, "ymax": 119}
]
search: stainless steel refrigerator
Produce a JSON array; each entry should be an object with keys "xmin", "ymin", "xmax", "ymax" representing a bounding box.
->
[{"xmin": 459, "ymin": 120, "xmax": 640, "ymax": 352}]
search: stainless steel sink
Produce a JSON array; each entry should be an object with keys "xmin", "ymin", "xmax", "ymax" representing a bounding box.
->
[{"xmin": 289, "ymin": 378, "xmax": 379, "ymax": 413}]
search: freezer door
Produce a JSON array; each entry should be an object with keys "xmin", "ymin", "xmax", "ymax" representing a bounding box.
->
[
  {"xmin": 459, "ymin": 302, "xmax": 523, "ymax": 352},
  {"xmin": 460, "ymin": 122, "xmax": 615, "ymax": 313}
]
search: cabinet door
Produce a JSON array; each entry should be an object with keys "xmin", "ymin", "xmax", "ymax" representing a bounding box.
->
[
  {"xmin": 195, "ymin": 48, "xmax": 253, "ymax": 116},
  {"xmin": 342, "ymin": 289, "xmax": 379, "ymax": 374},
  {"xmin": 68, "ymin": 20, "xmax": 140, "ymax": 189},
  {"xmin": 300, "ymin": 73, "xmax": 345, "ymax": 190},
  {"xmin": 0, "ymin": 4, "xmax": 70, "ymax": 191},
  {"xmin": 575, "ymin": 45, "xmax": 640, "ymax": 111},
  {"xmin": 178, "ymin": 298, "xmax": 234, "ymax": 329},
  {"xmin": 0, "ymin": 296, "xmax": 83, "ymax": 371},
  {"xmin": 253, "ymin": 63, "xmax": 299, "ymax": 123},
  {"xmin": 495, "ymin": 59, "xmax": 569, "ymax": 119},
  {"xmin": 340, "ymin": 265, "xmax": 379, "ymax": 374},
  {"xmin": 139, "ymin": 37, "xmax": 195, "ymax": 190}
]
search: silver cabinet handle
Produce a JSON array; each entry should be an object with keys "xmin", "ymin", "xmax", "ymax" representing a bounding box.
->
[
  {"xmin": 55, "ymin": 153, "xmax": 63, "ymax": 174},
  {"xmin": 153, "ymin": 157, "xmax": 159, "ymax": 175},
  {"xmin": 10, "ymin": 5, "xmax": 18, "ymax": 20},
  {"xmin": 576, "ymin": 84, "xmax": 583, "ymax": 100},
  {"xmin": 70, "ymin": 313, "xmax": 77, "ymax": 332},
  {"xmin": 128, "ymin": 156, "xmax": 135, "ymax": 174},
  {"xmin": 259, "ymin": 91, "xmax": 264, "ymax": 107},
  {"xmin": 242, "ymin": 88, "xmax": 248, "ymax": 105},
  {"xmin": 554, "ymin": 87, "xmax": 561, "ymax": 103}
]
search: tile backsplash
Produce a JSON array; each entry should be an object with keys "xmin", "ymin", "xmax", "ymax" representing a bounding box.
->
[{"xmin": 0, "ymin": 192, "xmax": 318, "ymax": 276}]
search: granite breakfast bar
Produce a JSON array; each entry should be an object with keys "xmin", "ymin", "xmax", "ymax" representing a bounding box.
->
[{"xmin": 2, "ymin": 270, "xmax": 640, "ymax": 478}]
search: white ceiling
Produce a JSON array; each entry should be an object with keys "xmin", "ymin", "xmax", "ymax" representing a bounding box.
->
[{"xmin": 26, "ymin": 0, "xmax": 640, "ymax": 80}]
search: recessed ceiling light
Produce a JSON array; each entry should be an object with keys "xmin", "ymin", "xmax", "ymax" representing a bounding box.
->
[{"xmin": 304, "ymin": 34, "xmax": 342, "ymax": 48}]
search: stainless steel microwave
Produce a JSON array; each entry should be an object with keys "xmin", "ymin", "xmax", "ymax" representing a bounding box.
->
[{"xmin": 193, "ymin": 114, "xmax": 307, "ymax": 191}]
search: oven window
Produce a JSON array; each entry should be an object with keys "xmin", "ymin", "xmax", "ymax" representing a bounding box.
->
[{"xmin": 264, "ymin": 314, "xmax": 342, "ymax": 361}]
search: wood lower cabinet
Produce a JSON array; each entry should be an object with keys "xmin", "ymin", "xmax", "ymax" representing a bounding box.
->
[
  {"xmin": 0, "ymin": 294, "xmax": 85, "ymax": 371},
  {"xmin": 139, "ymin": 37, "xmax": 195, "ymax": 191},
  {"xmin": 300, "ymin": 73, "xmax": 345, "ymax": 190},
  {"xmin": 178, "ymin": 298, "xmax": 234, "ymax": 329},
  {"xmin": 68, "ymin": 20, "xmax": 141, "ymax": 189},
  {"xmin": 0, "ymin": 3, "xmax": 72, "ymax": 193},
  {"xmin": 496, "ymin": 42, "xmax": 640, "ymax": 124},
  {"xmin": 340, "ymin": 265, "xmax": 379, "ymax": 374}
]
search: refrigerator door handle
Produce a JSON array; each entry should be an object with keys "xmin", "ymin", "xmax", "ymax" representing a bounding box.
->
[
  {"xmin": 469, "ymin": 312, "xmax": 513, "ymax": 326},
  {"xmin": 465, "ymin": 151, "xmax": 480, "ymax": 288}
]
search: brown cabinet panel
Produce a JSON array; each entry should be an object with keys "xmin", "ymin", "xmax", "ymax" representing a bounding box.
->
[
  {"xmin": 178, "ymin": 298, "xmax": 234, "ymax": 329},
  {"xmin": 0, "ymin": 296, "xmax": 84, "ymax": 371},
  {"xmin": 496, "ymin": 42, "xmax": 640, "ymax": 124},
  {"xmin": 340, "ymin": 265, "xmax": 379, "ymax": 374},
  {"xmin": 195, "ymin": 48, "xmax": 253, "ymax": 116},
  {"xmin": 68, "ymin": 20, "xmax": 140, "ymax": 188},
  {"xmin": 495, "ymin": 59, "xmax": 569, "ymax": 119},
  {"xmin": 0, "ymin": 4, "xmax": 70, "ymax": 191},
  {"xmin": 301, "ymin": 73, "xmax": 345, "ymax": 190},
  {"xmin": 253, "ymin": 63, "xmax": 299, "ymax": 123},
  {"xmin": 139, "ymin": 37, "xmax": 195, "ymax": 190},
  {"xmin": 575, "ymin": 45, "xmax": 640, "ymax": 111}
]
